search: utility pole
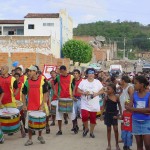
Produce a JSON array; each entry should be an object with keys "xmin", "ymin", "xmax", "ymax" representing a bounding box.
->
[{"xmin": 123, "ymin": 37, "xmax": 126, "ymax": 59}]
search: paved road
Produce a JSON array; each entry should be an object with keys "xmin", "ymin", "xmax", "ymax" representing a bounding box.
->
[{"xmin": 1, "ymin": 119, "xmax": 137, "ymax": 150}]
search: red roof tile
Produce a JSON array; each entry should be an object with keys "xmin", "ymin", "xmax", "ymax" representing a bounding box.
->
[
  {"xmin": 24, "ymin": 13, "xmax": 59, "ymax": 18},
  {"xmin": 0, "ymin": 20, "xmax": 24, "ymax": 24}
]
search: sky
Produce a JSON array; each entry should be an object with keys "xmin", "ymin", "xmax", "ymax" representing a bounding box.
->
[{"xmin": 0, "ymin": 0, "xmax": 150, "ymax": 27}]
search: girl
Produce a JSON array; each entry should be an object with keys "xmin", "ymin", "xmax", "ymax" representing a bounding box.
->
[
  {"xmin": 101, "ymin": 83, "xmax": 122, "ymax": 150},
  {"xmin": 125, "ymin": 76, "xmax": 150, "ymax": 150}
]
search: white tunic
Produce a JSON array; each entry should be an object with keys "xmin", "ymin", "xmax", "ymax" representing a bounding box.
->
[{"xmin": 78, "ymin": 79, "xmax": 103, "ymax": 112}]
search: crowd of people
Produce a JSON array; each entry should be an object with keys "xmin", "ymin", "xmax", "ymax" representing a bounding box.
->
[{"xmin": 0, "ymin": 64, "xmax": 150, "ymax": 150}]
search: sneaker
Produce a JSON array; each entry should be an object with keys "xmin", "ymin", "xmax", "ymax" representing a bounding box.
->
[
  {"xmin": 73, "ymin": 127, "xmax": 78, "ymax": 134},
  {"xmin": 90, "ymin": 133, "xmax": 95, "ymax": 138},
  {"xmin": 50, "ymin": 122, "xmax": 55, "ymax": 126},
  {"xmin": 0, "ymin": 139, "xmax": 4, "ymax": 144},
  {"xmin": 83, "ymin": 129, "xmax": 89, "ymax": 137},
  {"xmin": 37, "ymin": 136, "xmax": 45, "ymax": 144},
  {"xmin": 56, "ymin": 131, "xmax": 62, "ymax": 135},
  {"xmin": 24, "ymin": 139, "xmax": 33, "ymax": 146},
  {"xmin": 71, "ymin": 128, "xmax": 74, "ymax": 131},
  {"xmin": 123, "ymin": 146, "xmax": 127, "ymax": 150}
]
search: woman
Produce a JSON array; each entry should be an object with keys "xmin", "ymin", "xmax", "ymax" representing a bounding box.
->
[
  {"xmin": 78, "ymin": 68, "xmax": 103, "ymax": 138},
  {"xmin": 125, "ymin": 76, "xmax": 150, "ymax": 150}
]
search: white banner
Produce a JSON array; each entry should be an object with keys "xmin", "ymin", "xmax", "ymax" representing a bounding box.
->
[{"xmin": 42, "ymin": 64, "xmax": 57, "ymax": 79}]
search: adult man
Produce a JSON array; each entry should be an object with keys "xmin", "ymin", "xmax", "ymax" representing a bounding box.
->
[
  {"xmin": 72, "ymin": 69, "xmax": 82, "ymax": 133},
  {"xmin": 54, "ymin": 65, "xmax": 75, "ymax": 135},
  {"xmin": 22, "ymin": 65, "xmax": 48, "ymax": 146},
  {"xmin": 0, "ymin": 66, "xmax": 18, "ymax": 108}
]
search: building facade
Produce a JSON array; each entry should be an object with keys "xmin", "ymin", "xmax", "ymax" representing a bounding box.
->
[{"xmin": 0, "ymin": 10, "xmax": 73, "ymax": 58}]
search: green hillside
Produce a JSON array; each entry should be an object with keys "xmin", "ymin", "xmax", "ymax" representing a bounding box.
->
[{"xmin": 73, "ymin": 21, "xmax": 150, "ymax": 51}]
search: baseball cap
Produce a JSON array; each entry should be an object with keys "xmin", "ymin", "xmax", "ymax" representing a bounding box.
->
[{"xmin": 28, "ymin": 65, "xmax": 37, "ymax": 71}]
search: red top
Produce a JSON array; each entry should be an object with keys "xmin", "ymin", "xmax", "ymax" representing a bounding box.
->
[
  {"xmin": 27, "ymin": 77, "xmax": 42, "ymax": 110},
  {"xmin": 0, "ymin": 76, "xmax": 15, "ymax": 104},
  {"xmin": 74, "ymin": 78, "xmax": 82, "ymax": 97},
  {"xmin": 14, "ymin": 81, "xmax": 23, "ymax": 101},
  {"xmin": 50, "ymin": 79, "xmax": 58, "ymax": 100},
  {"xmin": 122, "ymin": 110, "xmax": 132, "ymax": 132},
  {"xmin": 20, "ymin": 75, "xmax": 27, "ymax": 84},
  {"xmin": 59, "ymin": 74, "xmax": 73, "ymax": 98}
]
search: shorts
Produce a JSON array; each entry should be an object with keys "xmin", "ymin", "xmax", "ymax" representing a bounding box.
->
[
  {"xmin": 121, "ymin": 130, "xmax": 133, "ymax": 147},
  {"xmin": 104, "ymin": 112, "xmax": 118, "ymax": 127},
  {"xmin": 132, "ymin": 119, "xmax": 150, "ymax": 135},
  {"xmin": 73, "ymin": 98, "xmax": 81, "ymax": 117},
  {"xmin": 55, "ymin": 100, "xmax": 76, "ymax": 121}
]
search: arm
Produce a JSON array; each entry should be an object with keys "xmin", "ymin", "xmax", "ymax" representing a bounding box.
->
[
  {"xmin": 117, "ymin": 96, "xmax": 122, "ymax": 116},
  {"xmin": 22, "ymin": 84, "xmax": 28, "ymax": 110},
  {"xmin": 128, "ymin": 86, "xmax": 134, "ymax": 100}
]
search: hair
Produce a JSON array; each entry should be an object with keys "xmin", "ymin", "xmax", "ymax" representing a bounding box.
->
[
  {"xmin": 85, "ymin": 68, "xmax": 95, "ymax": 75},
  {"xmin": 73, "ymin": 69, "xmax": 80, "ymax": 74},
  {"xmin": 108, "ymin": 83, "xmax": 116, "ymax": 93},
  {"xmin": 50, "ymin": 70, "xmax": 56, "ymax": 74},
  {"xmin": 34, "ymin": 65, "xmax": 40, "ymax": 71},
  {"xmin": 135, "ymin": 76, "xmax": 149, "ymax": 88},
  {"xmin": 14, "ymin": 72, "xmax": 20, "ymax": 77},
  {"xmin": 98, "ymin": 77, "xmax": 103, "ymax": 82},
  {"xmin": 122, "ymin": 76, "xmax": 131, "ymax": 83},
  {"xmin": 15, "ymin": 67, "xmax": 22, "ymax": 72},
  {"xmin": 111, "ymin": 76, "xmax": 116, "ymax": 83},
  {"xmin": 60, "ymin": 65, "xmax": 67, "ymax": 70}
]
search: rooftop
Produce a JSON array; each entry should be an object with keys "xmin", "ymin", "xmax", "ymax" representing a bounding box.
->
[
  {"xmin": 0, "ymin": 20, "xmax": 24, "ymax": 24},
  {"xmin": 24, "ymin": 13, "xmax": 60, "ymax": 18}
]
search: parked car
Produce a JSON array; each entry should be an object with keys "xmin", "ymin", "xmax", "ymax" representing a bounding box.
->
[
  {"xmin": 109, "ymin": 64, "xmax": 123, "ymax": 76},
  {"xmin": 142, "ymin": 64, "xmax": 150, "ymax": 73}
]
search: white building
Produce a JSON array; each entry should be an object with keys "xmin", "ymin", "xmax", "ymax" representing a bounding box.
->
[{"xmin": 0, "ymin": 10, "xmax": 73, "ymax": 58}]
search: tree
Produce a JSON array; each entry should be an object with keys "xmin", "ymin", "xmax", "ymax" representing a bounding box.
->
[{"xmin": 62, "ymin": 40, "xmax": 92, "ymax": 65}]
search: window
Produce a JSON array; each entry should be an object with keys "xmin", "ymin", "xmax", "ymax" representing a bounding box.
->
[
  {"xmin": 28, "ymin": 24, "xmax": 34, "ymax": 29},
  {"xmin": 43, "ymin": 23, "xmax": 54, "ymax": 26},
  {"xmin": 8, "ymin": 31, "xmax": 14, "ymax": 35}
]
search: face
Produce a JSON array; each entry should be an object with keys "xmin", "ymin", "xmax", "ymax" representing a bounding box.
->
[
  {"xmin": 28, "ymin": 70, "xmax": 36, "ymax": 78},
  {"xmin": 14, "ymin": 74, "xmax": 20, "ymax": 81},
  {"xmin": 120, "ymin": 79, "xmax": 124, "ymax": 86},
  {"xmin": 16, "ymin": 69, "xmax": 21, "ymax": 75},
  {"xmin": 87, "ymin": 73, "xmax": 95, "ymax": 79},
  {"xmin": 73, "ymin": 72, "xmax": 80, "ymax": 79},
  {"xmin": 50, "ymin": 71, "xmax": 56, "ymax": 79},
  {"xmin": 1, "ymin": 66, "xmax": 8, "ymax": 75},
  {"xmin": 60, "ymin": 69, "xmax": 67, "ymax": 76},
  {"xmin": 106, "ymin": 86, "xmax": 114, "ymax": 94},
  {"xmin": 134, "ymin": 79, "xmax": 143, "ymax": 91}
]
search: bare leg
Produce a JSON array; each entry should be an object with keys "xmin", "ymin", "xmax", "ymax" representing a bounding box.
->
[
  {"xmin": 107, "ymin": 126, "xmax": 111, "ymax": 148},
  {"xmin": 58, "ymin": 120, "xmax": 62, "ymax": 131},
  {"xmin": 28, "ymin": 129, "xmax": 32, "ymax": 140},
  {"xmin": 135, "ymin": 135, "xmax": 144, "ymax": 150},
  {"xmin": 143, "ymin": 135, "xmax": 150, "ymax": 150},
  {"xmin": 90, "ymin": 123, "xmax": 95, "ymax": 134},
  {"xmin": 113, "ymin": 125, "xmax": 120, "ymax": 149}
]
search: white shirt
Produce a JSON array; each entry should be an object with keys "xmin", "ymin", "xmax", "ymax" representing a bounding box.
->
[{"xmin": 78, "ymin": 79, "xmax": 103, "ymax": 112}]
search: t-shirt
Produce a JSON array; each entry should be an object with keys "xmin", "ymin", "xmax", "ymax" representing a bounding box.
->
[
  {"xmin": 55, "ymin": 74, "xmax": 74, "ymax": 98},
  {"xmin": 72, "ymin": 78, "xmax": 82, "ymax": 97},
  {"xmin": 22, "ymin": 76, "xmax": 48, "ymax": 110},
  {"xmin": 122, "ymin": 110, "xmax": 132, "ymax": 132},
  {"xmin": 0, "ymin": 75, "xmax": 18, "ymax": 105},
  {"xmin": 78, "ymin": 79, "xmax": 103, "ymax": 112}
]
